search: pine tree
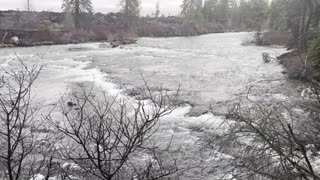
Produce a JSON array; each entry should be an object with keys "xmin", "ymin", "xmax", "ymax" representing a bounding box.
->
[
  {"xmin": 181, "ymin": 0, "xmax": 204, "ymax": 23},
  {"xmin": 154, "ymin": 1, "xmax": 161, "ymax": 18},
  {"xmin": 120, "ymin": 0, "xmax": 141, "ymax": 28},
  {"xmin": 203, "ymin": 0, "xmax": 218, "ymax": 23},
  {"xmin": 26, "ymin": 0, "xmax": 32, "ymax": 11},
  {"xmin": 308, "ymin": 35, "xmax": 320, "ymax": 81},
  {"xmin": 248, "ymin": 0, "xmax": 269, "ymax": 28},
  {"xmin": 62, "ymin": 0, "xmax": 93, "ymax": 28},
  {"xmin": 269, "ymin": 0, "xmax": 288, "ymax": 31},
  {"xmin": 214, "ymin": 0, "xmax": 229, "ymax": 25},
  {"xmin": 228, "ymin": 0, "xmax": 238, "ymax": 25}
]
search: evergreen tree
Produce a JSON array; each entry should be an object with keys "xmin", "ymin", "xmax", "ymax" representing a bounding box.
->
[
  {"xmin": 238, "ymin": 0, "xmax": 251, "ymax": 27},
  {"xmin": 203, "ymin": 0, "xmax": 218, "ymax": 23},
  {"xmin": 308, "ymin": 36, "xmax": 320, "ymax": 81},
  {"xmin": 26, "ymin": 0, "xmax": 32, "ymax": 11},
  {"xmin": 62, "ymin": 0, "xmax": 93, "ymax": 28},
  {"xmin": 213, "ymin": 0, "xmax": 239, "ymax": 26},
  {"xmin": 216, "ymin": 0, "xmax": 229, "ymax": 25},
  {"xmin": 228, "ymin": 0, "xmax": 239, "ymax": 26},
  {"xmin": 181, "ymin": 0, "xmax": 204, "ymax": 23},
  {"xmin": 248, "ymin": 0, "xmax": 269, "ymax": 29},
  {"xmin": 154, "ymin": 1, "xmax": 161, "ymax": 18},
  {"xmin": 120, "ymin": 0, "xmax": 141, "ymax": 28},
  {"xmin": 269, "ymin": 0, "xmax": 289, "ymax": 31},
  {"xmin": 312, "ymin": 3, "xmax": 320, "ymax": 29}
]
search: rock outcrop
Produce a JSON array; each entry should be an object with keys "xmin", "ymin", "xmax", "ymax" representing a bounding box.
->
[
  {"xmin": 111, "ymin": 39, "xmax": 137, "ymax": 48},
  {"xmin": 9, "ymin": 36, "xmax": 19, "ymax": 45}
]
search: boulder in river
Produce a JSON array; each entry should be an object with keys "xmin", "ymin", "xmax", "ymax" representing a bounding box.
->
[
  {"xmin": 9, "ymin": 36, "xmax": 19, "ymax": 45},
  {"xmin": 99, "ymin": 43, "xmax": 110, "ymax": 48},
  {"xmin": 67, "ymin": 101, "xmax": 76, "ymax": 107},
  {"xmin": 262, "ymin": 52, "xmax": 271, "ymax": 63},
  {"xmin": 111, "ymin": 40, "xmax": 120, "ymax": 48},
  {"xmin": 111, "ymin": 39, "xmax": 137, "ymax": 48}
]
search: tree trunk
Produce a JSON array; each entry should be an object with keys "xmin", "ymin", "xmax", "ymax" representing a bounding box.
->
[
  {"xmin": 298, "ymin": 0, "xmax": 314, "ymax": 52},
  {"xmin": 74, "ymin": 0, "xmax": 80, "ymax": 28}
]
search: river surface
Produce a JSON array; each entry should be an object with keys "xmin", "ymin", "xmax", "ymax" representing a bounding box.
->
[{"xmin": 0, "ymin": 32, "xmax": 298, "ymax": 179}]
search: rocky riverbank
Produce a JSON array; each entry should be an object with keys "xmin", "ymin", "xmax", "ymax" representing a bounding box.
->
[
  {"xmin": 0, "ymin": 10, "xmax": 229, "ymax": 48},
  {"xmin": 277, "ymin": 51, "xmax": 308, "ymax": 80}
]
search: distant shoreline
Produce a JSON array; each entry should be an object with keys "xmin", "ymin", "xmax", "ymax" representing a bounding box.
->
[
  {"xmin": 0, "ymin": 10, "xmax": 249, "ymax": 48},
  {"xmin": 0, "ymin": 29, "xmax": 237, "ymax": 48}
]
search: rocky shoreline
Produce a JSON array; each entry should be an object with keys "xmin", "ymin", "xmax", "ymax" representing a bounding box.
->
[
  {"xmin": 277, "ymin": 50, "xmax": 309, "ymax": 81},
  {"xmin": 0, "ymin": 10, "xmax": 232, "ymax": 48},
  {"xmin": 0, "ymin": 28, "xmax": 225, "ymax": 48}
]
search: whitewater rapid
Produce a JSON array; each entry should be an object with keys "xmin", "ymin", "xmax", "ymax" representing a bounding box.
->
[{"xmin": 0, "ymin": 32, "xmax": 296, "ymax": 179}]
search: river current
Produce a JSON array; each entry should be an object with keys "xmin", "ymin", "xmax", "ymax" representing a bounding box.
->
[{"xmin": 0, "ymin": 32, "xmax": 296, "ymax": 179}]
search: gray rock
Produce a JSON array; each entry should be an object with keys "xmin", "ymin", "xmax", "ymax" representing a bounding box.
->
[
  {"xmin": 9, "ymin": 36, "xmax": 19, "ymax": 45},
  {"xmin": 296, "ymin": 86, "xmax": 304, "ymax": 92},
  {"xmin": 111, "ymin": 39, "xmax": 137, "ymax": 48},
  {"xmin": 111, "ymin": 41, "xmax": 120, "ymax": 48},
  {"xmin": 99, "ymin": 43, "xmax": 110, "ymax": 48}
]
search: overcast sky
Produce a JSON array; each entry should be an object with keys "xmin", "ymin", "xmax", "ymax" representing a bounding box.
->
[{"xmin": 0, "ymin": 0, "xmax": 183, "ymax": 16}]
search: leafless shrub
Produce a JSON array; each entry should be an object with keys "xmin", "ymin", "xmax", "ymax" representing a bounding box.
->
[
  {"xmin": 46, "ymin": 82, "xmax": 182, "ymax": 180},
  {"xmin": 0, "ymin": 60, "xmax": 57, "ymax": 180},
  {"xmin": 216, "ymin": 94, "xmax": 320, "ymax": 180}
]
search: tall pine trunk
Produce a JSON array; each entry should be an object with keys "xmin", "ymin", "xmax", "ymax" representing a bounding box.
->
[
  {"xmin": 298, "ymin": 0, "xmax": 314, "ymax": 52},
  {"xmin": 74, "ymin": 0, "xmax": 80, "ymax": 28}
]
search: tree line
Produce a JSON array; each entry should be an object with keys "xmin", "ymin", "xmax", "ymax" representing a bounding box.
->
[
  {"xmin": 25, "ymin": 0, "xmax": 320, "ymax": 37},
  {"xmin": 180, "ymin": 0, "xmax": 320, "ymax": 51},
  {"xmin": 62, "ymin": 0, "xmax": 270, "ymax": 30},
  {"xmin": 61, "ymin": 0, "xmax": 141, "ymax": 28},
  {"xmin": 181, "ymin": 0, "xmax": 269, "ymax": 29},
  {"xmin": 54, "ymin": 0, "xmax": 320, "ymax": 42}
]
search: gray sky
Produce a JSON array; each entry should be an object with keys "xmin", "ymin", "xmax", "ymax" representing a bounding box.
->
[{"xmin": 0, "ymin": 0, "xmax": 183, "ymax": 16}]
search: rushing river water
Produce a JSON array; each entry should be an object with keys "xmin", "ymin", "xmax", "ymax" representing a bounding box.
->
[{"xmin": 0, "ymin": 32, "xmax": 298, "ymax": 179}]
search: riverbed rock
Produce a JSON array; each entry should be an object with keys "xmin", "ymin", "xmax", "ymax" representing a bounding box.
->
[
  {"xmin": 67, "ymin": 101, "xmax": 77, "ymax": 107},
  {"xmin": 262, "ymin": 52, "xmax": 271, "ymax": 63},
  {"xmin": 9, "ymin": 36, "xmax": 19, "ymax": 45},
  {"xmin": 296, "ymin": 86, "xmax": 304, "ymax": 92},
  {"xmin": 99, "ymin": 43, "xmax": 110, "ymax": 48},
  {"xmin": 111, "ymin": 40, "xmax": 120, "ymax": 48},
  {"xmin": 0, "ymin": 43, "xmax": 14, "ymax": 48},
  {"xmin": 19, "ymin": 40, "xmax": 55, "ymax": 47},
  {"xmin": 111, "ymin": 39, "xmax": 137, "ymax": 48}
]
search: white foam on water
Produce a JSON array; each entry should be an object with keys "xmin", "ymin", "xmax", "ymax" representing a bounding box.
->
[
  {"xmin": 61, "ymin": 60, "xmax": 124, "ymax": 97},
  {"xmin": 0, "ymin": 32, "xmax": 294, "ymax": 179},
  {"xmin": 164, "ymin": 105, "xmax": 193, "ymax": 118}
]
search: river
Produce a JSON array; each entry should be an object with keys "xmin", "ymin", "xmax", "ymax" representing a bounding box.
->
[{"xmin": 0, "ymin": 32, "xmax": 298, "ymax": 179}]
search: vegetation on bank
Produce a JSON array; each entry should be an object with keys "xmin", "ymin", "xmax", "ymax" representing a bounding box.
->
[
  {"xmin": 309, "ymin": 36, "xmax": 320, "ymax": 82},
  {"xmin": 0, "ymin": 0, "xmax": 296, "ymax": 47},
  {"xmin": 214, "ymin": 1, "xmax": 320, "ymax": 179}
]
